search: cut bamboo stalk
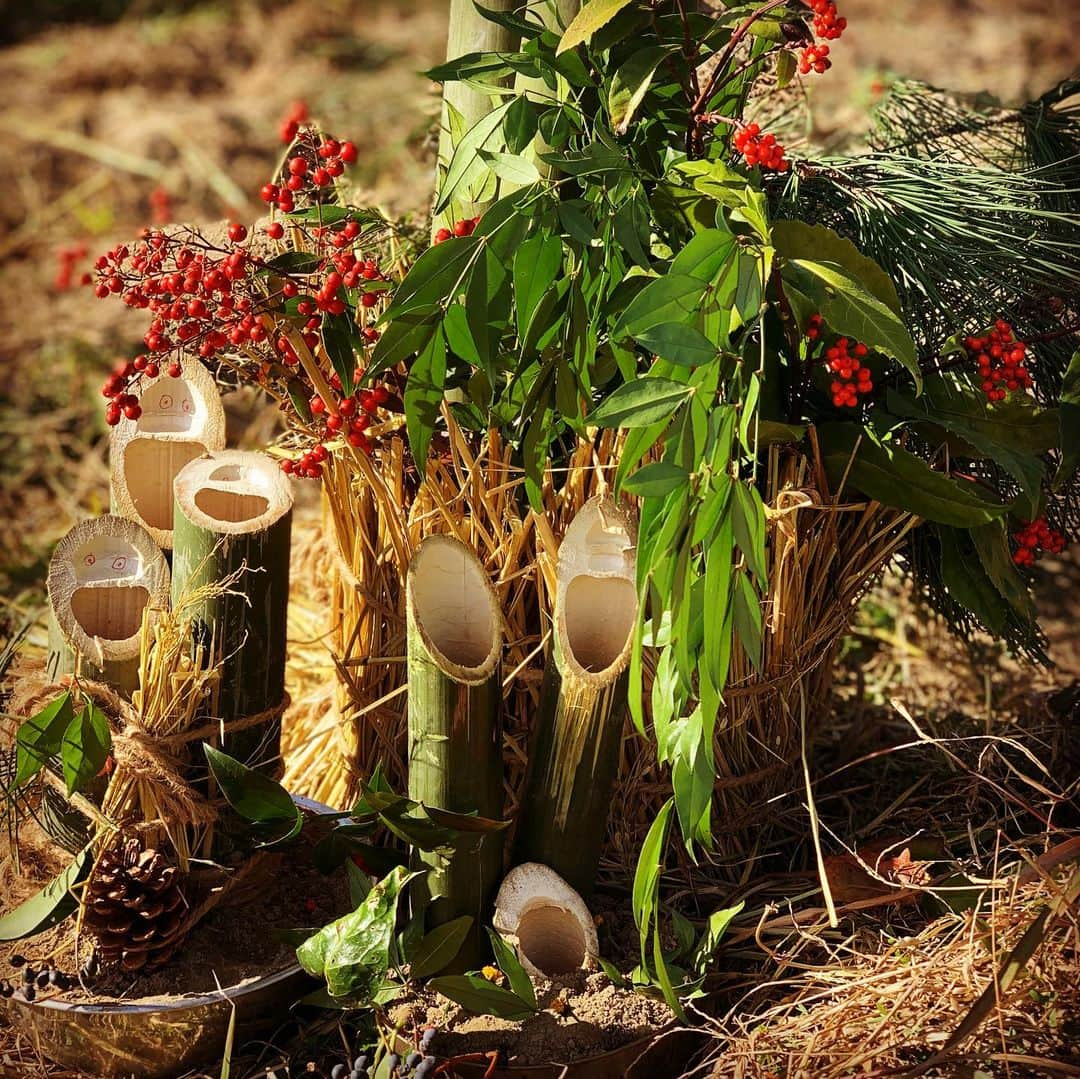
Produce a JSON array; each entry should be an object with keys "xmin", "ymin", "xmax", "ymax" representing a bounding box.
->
[
  {"xmin": 110, "ymin": 358, "xmax": 226, "ymax": 550},
  {"xmin": 46, "ymin": 515, "xmax": 170, "ymax": 696},
  {"xmin": 493, "ymin": 862, "xmax": 599, "ymax": 981},
  {"xmin": 513, "ymin": 494, "xmax": 638, "ymax": 896},
  {"xmin": 407, "ymin": 534, "xmax": 504, "ymax": 968},
  {"xmin": 433, "ymin": 0, "xmax": 517, "ymax": 237},
  {"xmin": 171, "ymin": 451, "xmax": 293, "ymax": 772}
]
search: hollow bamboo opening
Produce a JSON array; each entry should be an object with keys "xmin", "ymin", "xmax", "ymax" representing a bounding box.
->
[
  {"xmin": 124, "ymin": 439, "xmax": 208, "ymax": 531},
  {"xmin": 516, "ymin": 904, "xmax": 587, "ymax": 976},
  {"xmin": 410, "ymin": 538, "xmax": 500, "ymax": 672},
  {"xmin": 70, "ymin": 586, "xmax": 151, "ymax": 641},
  {"xmin": 564, "ymin": 576, "xmax": 637, "ymax": 673},
  {"xmin": 193, "ymin": 489, "xmax": 271, "ymax": 524}
]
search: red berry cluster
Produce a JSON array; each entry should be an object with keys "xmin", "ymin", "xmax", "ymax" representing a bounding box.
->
[
  {"xmin": 434, "ymin": 217, "xmax": 480, "ymax": 244},
  {"xmin": 278, "ymin": 100, "xmax": 309, "ymax": 144},
  {"xmin": 54, "ymin": 243, "xmax": 89, "ymax": 291},
  {"xmin": 964, "ymin": 320, "xmax": 1032, "ymax": 401},
  {"xmin": 260, "ymin": 136, "xmax": 357, "ymax": 215},
  {"xmin": 798, "ymin": 43, "xmax": 831, "ymax": 75},
  {"xmin": 732, "ymin": 123, "xmax": 789, "ymax": 172},
  {"xmin": 809, "ymin": 0, "xmax": 847, "ymax": 39},
  {"xmin": 100, "ymin": 355, "xmax": 170, "ymax": 425},
  {"xmin": 1012, "ymin": 517, "xmax": 1066, "ymax": 566},
  {"xmin": 283, "ymin": 385, "xmax": 390, "ymax": 476},
  {"xmin": 826, "ymin": 336, "xmax": 873, "ymax": 407}
]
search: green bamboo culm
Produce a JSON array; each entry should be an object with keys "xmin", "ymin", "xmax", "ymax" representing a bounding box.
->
[
  {"xmin": 170, "ymin": 451, "xmax": 293, "ymax": 773},
  {"xmin": 407, "ymin": 534, "xmax": 504, "ymax": 969},
  {"xmin": 432, "ymin": 0, "xmax": 518, "ymax": 238},
  {"xmin": 46, "ymin": 514, "xmax": 171, "ymax": 697},
  {"xmin": 513, "ymin": 495, "xmax": 639, "ymax": 897}
]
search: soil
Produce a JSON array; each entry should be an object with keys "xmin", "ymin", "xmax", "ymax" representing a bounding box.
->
[
  {"xmin": 390, "ymin": 969, "xmax": 674, "ymax": 1068},
  {"xmin": 0, "ymin": 811, "xmax": 349, "ymax": 1005}
]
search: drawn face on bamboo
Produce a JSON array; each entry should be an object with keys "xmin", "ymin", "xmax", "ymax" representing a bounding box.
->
[
  {"xmin": 69, "ymin": 535, "xmax": 150, "ymax": 641},
  {"xmin": 191, "ymin": 463, "xmax": 272, "ymax": 524},
  {"xmin": 123, "ymin": 377, "xmax": 210, "ymax": 531}
]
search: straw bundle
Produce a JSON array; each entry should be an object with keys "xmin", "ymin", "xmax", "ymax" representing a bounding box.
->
[{"xmin": 282, "ymin": 427, "xmax": 915, "ymax": 884}]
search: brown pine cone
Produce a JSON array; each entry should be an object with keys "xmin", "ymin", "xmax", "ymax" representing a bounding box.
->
[{"xmin": 83, "ymin": 840, "xmax": 189, "ymax": 974}]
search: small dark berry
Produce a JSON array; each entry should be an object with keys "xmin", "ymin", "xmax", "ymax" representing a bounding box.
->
[
  {"xmin": 0, "ymin": 981, "xmax": 12, "ymax": 997},
  {"xmin": 35, "ymin": 971, "xmax": 50, "ymax": 988},
  {"xmin": 9, "ymin": 954, "xmax": 26, "ymax": 968},
  {"xmin": 22, "ymin": 969, "xmax": 35, "ymax": 985},
  {"xmin": 22, "ymin": 985, "xmax": 36, "ymax": 1002}
]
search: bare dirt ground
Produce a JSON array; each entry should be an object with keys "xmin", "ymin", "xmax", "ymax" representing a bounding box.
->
[{"xmin": 0, "ymin": 2, "xmax": 1078, "ymax": 1076}]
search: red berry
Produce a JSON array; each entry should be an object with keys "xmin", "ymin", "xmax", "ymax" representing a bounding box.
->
[
  {"xmin": 227, "ymin": 223, "xmax": 248, "ymax": 243},
  {"xmin": 266, "ymin": 221, "xmax": 285, "ymax": 239}
]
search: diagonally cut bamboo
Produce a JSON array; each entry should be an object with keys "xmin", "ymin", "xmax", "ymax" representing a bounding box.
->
[
  {"xmin": 46, "ymin": 514, "xmax": 171, "ymax": 696},
  {"xmin": 407, "ymin": 534, "xmax": 504, "ymax": 969},
  {"xmin": 513, "ymin": 494, "xmax": 638, "ymax": 897},
  {"xmin": 171, "ymin": 450, "xmax": 293, "ymax": 773},
  {"xmin": 110, "ymin": 358, "xmax": 225, "ymax": 551}
]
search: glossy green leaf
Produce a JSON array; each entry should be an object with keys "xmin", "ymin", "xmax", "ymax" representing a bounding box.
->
[
  {"xmin": 970, "ymin": 521, "xmax": 1038, "ymax": 626},
  {"xmin": 609, "ymin": 46, "xmax": 672, "ymax": 133},
  {"xmin": 817, "ymin": 423, "xmax": 1007, "ymax": 527},
  {"xmin": 622, "ymin": 460, "xmax": 690, "ymax": 497},
  {"xmin": 367, "ymin": 307, "xmax": 440, "ymax": 380},
  {"xmin": 631, "ymin": 798, "xmax": 674, "ymax": 964},
  {"xmin": 938, "ymin": 527, "xmax": 1008, "ymax": 636},
  {"xmin": 204, "ymin": 745, "xmax": 301, "ymax": 844},
  {"xmin": 436, "ymin": 100, "xmax": 516, "ymax": 213},
  {"xmin": 503, "ymin": 95, "xmax": 540, "ymax": 154},
  {"xmin": 513, "ymin": 234, "xmax": 563, "ymax": 340},
  {"xmin": 383, "ymin": 237, "xmax": 478, "ymax": 320},
  {"xmin": 0, "ymin": 849, "xmax": 89, "ymax": 941},
  {"xmin": 407, "ymin": 916, "xmax": 474, "ymax": 979},
  {"xmin": 297, "ymin": 866, "xmax": 415, "ymax": 999},
  {"xmin": 479, "ymin": 149, "xmax": 541, "ymax": 186},
  {"xmin": 615, "ymin": 274, "xmax": 706, "ymax": 340},
  {"xmin": 321, "ymin": 312, "xmax": 360, "ymax": 397},
  {"xmin": 689, "ymin": 901, "xmax": 745, "ymax": 975},
  {"xmin": 557, "ymin": 0, "xmax": 636, "ymax": 54},
  {"xmin": 784, "ymin": 259, "xmax": 919, "ymax": 390},
  {"xmin": 15, "ymin": 692, "xmax": 73, "ymax": 788},
  {"xmin": 61, "ymin": 701, "xmax": 111, "ymax": 795},
  {"xmin": 732, "ymin": 572, "xmax": 762, "ymax": 672},
  {"xmin": 404, "ymin": 330, "xmax": 447, "ymax": 467},
  {"xmin": 589, "ymin": 377, "xmax": 692, "ymax": 428},
  {"xmin": 486, "ymin": 927, "xmax": 537, "ymax": 1009},
  {"xmin": 669, "ymin": 226, "xmax": 738, "ymax": 282},
  {"xmin": 633, "ymin": 322, "xmax": 718, "ymax": 367},
  {"xmin": 428, "ymin": 974, "xmax": 537, "ymax": 1019},
  {"xmin": 731, "ymin": 481, "xmax": 767, "ymax": 585}
]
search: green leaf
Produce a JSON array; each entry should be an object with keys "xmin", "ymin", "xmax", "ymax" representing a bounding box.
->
[
  {"xmin": 783, "ymin": 259, "xmax": 919, "ymax": 390},
  {"xmin": 689, "ymin": 901, "xmax": 744, "ymax": 976},
  {"xmin": 669, "ymin": 227, "xmax": 738, "ymax": 282},
  {"xmin": 15, "ymin": 692, "xmax": 73, "ymax": 787},
  {"xmin": 1055, "ymin": 350, "xmax": 1080, "ymax": 487},
  {"xmin": 633, "ymin": 323, "xmax": 718, "ymax": 367},
  {"xmin": 589, "ymin": 378, "xmax": 693, "ymax": 428},
  {"xmin": 970, "ymin": 521, "xmax": 1038, "ymax": 626},
  {"xmin": 622, "ymin": 460, "xmax": 690, "ymax": 497},
  {"xmin": 436, "ymin": 100, "xmax": 515, "ymax": 214},
  {"xmin": 61, "ymin": 701, "xmax": 111, "ymax": 795},
  {"xmin": 775, "ymin": 49, "xmax": 796, "ymax": 89},
  {"xmin": 632, "ymin": 798, "xmax": 674, "ymax": 966},
  {"xmin": 383, "ymin": 237, "xmax": 478, "ymax": 320},
  {"xmin": 817, "ymin": 423, "xmax": 1007, "ymax": 527},
  {"xmin": 557, "ymin": 0, "xmax": 635, "ymax": 54},
  {"xmin": 513, "ymin": 234, "xmax": 563, "ymax": 340},
  {"xmin": 478, "ymin": 149, "xmax": 541, "ymax": 186},
  {"xmin": 486, "ymin": 927, "xmax": 537, "ymax": 1009},
  {"xmin": 322, "ymin": 312, "xmax": 360, "ymax": 397},
  {"xmin": 0, "ymin": 849, "xmax": 89, "ymax": 941},
  {"xmin": 938, "ymin": 527, "xmax": 1008, "ymax": 636},
  {"xmin": 615, "ymin": 274, "xmax": 706, "ymax": 340},
  {"xmin": 772, "ymin": 221, "xmax": 902, "ymax": 315},
  {"xmin": 428, "ymin": 975, "xmax": 537, "ymax": 1019},
  {"xmin": 297, "ymin": 866, "xmax": 415, "ymax": 999},
  {"xmin": 608, "ymin": 46, "xmax": 672, "ymax": 133},
  {"xmin": 264, "ymin": 251, "xmax": 323, "ymax": 275},
  {"xmin": 732, "ymin": 572, "xmax": 762, "ymax": 672},
  {"xmin": 204, "ymin": 745, "xmax": 302, "ymax": 844},
  {"xmin": 367, "ymin": 307, "xmax": 440, "ymax": 380},
  {"xmin": 407, "ymin": 916, "xmax": 474, "ymax": 979},
  {"xmin": 731, "ymin": 482, "xmax": 767, "ymax": 585},
  {"xmin": 404, "ymin": 329, "xmax": 447, "ymax": 468},
  {"xmin": 503, "ymin": 95, "xmax": 539, "ymax": 154}
]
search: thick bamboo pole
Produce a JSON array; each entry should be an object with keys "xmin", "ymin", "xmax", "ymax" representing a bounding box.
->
[
  {"xmin": 433, "ymin": 0, "xmax": 518, "ymax": 236},
  {"xmin": 171, "ymin": 451, "xmax": 293, "ymax": 772},
  {"xmin": 513, "ymin": 495, "xmax": 638, "ymax": 896},
  {"xmin": 46, "ymin": 515, "xmax": 170, "ymax": 696},
  {"xmin": 407, "ymin": 534, "xmax": 504, "ymax": 968},
  {"xmin": 110, "ymin": 358, "xmax": 225, "ymax": 551}
]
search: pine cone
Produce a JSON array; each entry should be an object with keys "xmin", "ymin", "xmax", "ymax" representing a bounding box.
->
[{"xmin": 84, "ymin": 841, "xmax": 188, "ymax": 973}]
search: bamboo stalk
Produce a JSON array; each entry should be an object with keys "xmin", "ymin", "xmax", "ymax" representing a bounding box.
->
[
  {"xmin": 171, "ymin": 451, "xmax": 293, "ymax": 772},
  {"xmin": 46, "ymin": 515, "xmax": 171, "ymax": 696},
  {"xmin": 407, "ymin": 534, "xmax": 504, "ymax": 968},
  {"xmin": 513, "ymin": 494, "xmax": 638, "ymax": 897},
  {"xmin": 433, "ymin": 0, "xmax": 517, "ymax": 237},
  {"xmin": 110, "ymin": 357, "xmax": 226, "ymax": 551}
]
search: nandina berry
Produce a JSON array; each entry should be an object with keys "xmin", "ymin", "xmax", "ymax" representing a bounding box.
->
[
  {"xmin": 168, "ymin": 362, "xmax": 183, "ymax": 378},
  {"xmin": 805, "ymin": 313, "xmax": 824, "ymax": 341},
  {"xmin": 964, "ymin": 320, "xmax": 1032, "ymax": 401},
  {"xmin": 434, "ymin": 227, "xmax": 453, "ymax": 244},
  {"xmin": 824, "ymin": 336, "xmax": 874, "ymax": 407},
  {"xmin": 1012, "ymin": 517, "xmax": 1066, "ymax": 565},
  {"xmin": 732, "ymin": 124, "xmax": 789, "ymax": 172},
  {"xmin": 798, "ymin": 43, "xmax": 831, "ymax": 75},
  {"xmin": 339, "ymin": 141, "xmax": 358, "ymax": 164},
  {"xmin": 260, "ymin": 183, "xmax": 279, "ymax": 203},
  {"xmin": 312, "ymin": 167, "xmax": 331, "ymax": 186},
  {"xmin": 265, "ymin": 221, "xmax": 285, "ymax": 240},
  {"xmin": 105, "ymin": 401, "xmax": 122, "ymax": 425}
]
